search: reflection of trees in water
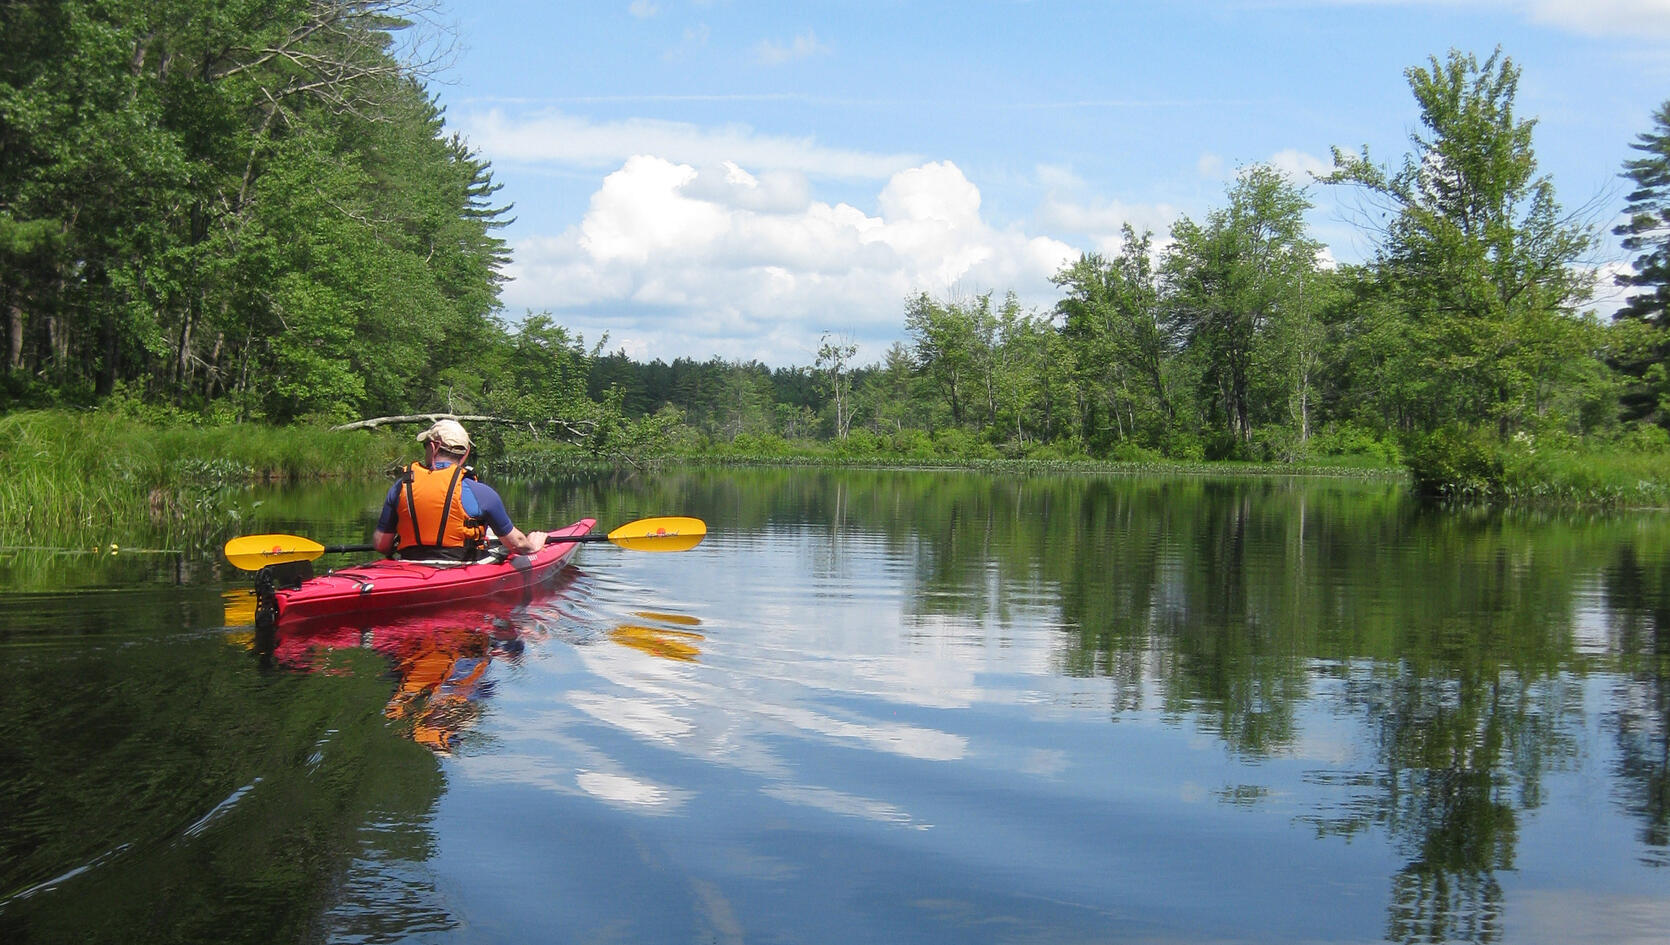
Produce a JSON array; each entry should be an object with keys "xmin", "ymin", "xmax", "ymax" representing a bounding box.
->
[
  {"xmin": 738, "ymin": 469, "xmax": 1642, "ymax": 941},
  {"xmin": 1603, "ymin": 543, "xmax": 1670, "ymax": 863},
  {"xmin": 0, "ymin": 633, "xmax": 446, "ymax": 944},
  {"xmin": 1324, "ymin": 668, "xmax": 1583, "ymax": 944},
  {"xmin": 618, "ymin": 466, "xmax": 1670, "ymax": 932}
]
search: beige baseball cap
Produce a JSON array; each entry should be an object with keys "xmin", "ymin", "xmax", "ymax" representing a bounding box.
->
[{"xmin": 417, "ymin": 419, "xmax": 472, "ymax": 453}]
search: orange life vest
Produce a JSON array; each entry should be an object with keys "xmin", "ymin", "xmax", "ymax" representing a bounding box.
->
[{"xmin": 394, "ymin": 461, "xmax": 486, "ymax": 556}]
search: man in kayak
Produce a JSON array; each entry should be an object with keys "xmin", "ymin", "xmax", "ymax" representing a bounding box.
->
[{"xmin": 372, "ymin": 419, "xmax": 548, "ymax": 560}]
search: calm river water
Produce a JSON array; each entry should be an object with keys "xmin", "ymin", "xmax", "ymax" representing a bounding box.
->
[{"xmin": 1, "ymin": 466, "xmax": 1666, "ymax": 944}]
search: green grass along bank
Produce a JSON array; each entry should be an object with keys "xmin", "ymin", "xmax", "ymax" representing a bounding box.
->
[{"xmin": 3, "ymin": 410, "xmax": 1667, "ymax": 559}]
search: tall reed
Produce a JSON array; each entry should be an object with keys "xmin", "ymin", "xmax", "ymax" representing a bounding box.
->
[{"xmin": 0, "ymin": 410, "xmax": 405, "ymax": 550}]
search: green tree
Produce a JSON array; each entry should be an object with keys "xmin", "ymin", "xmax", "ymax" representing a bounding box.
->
[
  {"xmin": 1163, "ymin": 164, "xmax": 1319, "ymax": 456},
  {"xmin": 905, "ymin": 291, "xmax": 981, "ymax": 428},
  {"xmin": 1326, "ymin": 48, "xmax": 1599, "ymax": 439},
  {"xmin": 0, "ymin": 1, "xmax": 511, "ymax": 422},
  {"xmin": 859, "ymin": 341, "xmax": 921, "ymax": 435},
  {"xmin": 815, "ymin": 332, "xmax": 859, "ymax": 439},
  {"xmin": 1052, "ymin": 225, "xmax": 1174, "ymax": 451},
  {"xmin": 1613, "ymin": 99, "xmax": 1670, "ymax": 429},
  {"xmin": 987, "ymin": 293, "xmax": 1056, "ymax": 448}
]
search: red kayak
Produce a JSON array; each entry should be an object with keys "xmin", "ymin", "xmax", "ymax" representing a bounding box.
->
[{"xmin": 257, "ymin": 518, "xmax": 596, "ymax": 627}]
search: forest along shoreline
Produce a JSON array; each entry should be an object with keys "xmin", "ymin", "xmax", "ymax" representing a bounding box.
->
[{"xmin": 1, "ymin": 409, "xmax": 1662, "ymax": 571}]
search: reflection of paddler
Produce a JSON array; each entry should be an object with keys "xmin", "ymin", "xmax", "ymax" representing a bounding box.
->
[
  {"xmin": 382, "ymin": 627, "xmax": 495, "ymax": 753},
  {"xmin": 609, "ymin": 624, "xmax": 705, "ymax": 662},
  {"xmin": 233, "ymin": 595, "xmax": 542, "ymax": 751}
]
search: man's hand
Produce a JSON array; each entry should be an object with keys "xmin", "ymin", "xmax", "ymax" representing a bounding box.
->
[{"xmin": 500, "ymin": 527, "xmax": 546, "ymax": 555}]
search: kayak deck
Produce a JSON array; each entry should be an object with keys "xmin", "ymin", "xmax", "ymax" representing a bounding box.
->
[{"xmin": 263, "ymin": 518, "xmax": 596, "ymax": 627}]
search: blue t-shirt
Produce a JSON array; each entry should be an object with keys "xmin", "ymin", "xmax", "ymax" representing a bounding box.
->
[{"xmin": 377, "ymin": 462, "xmax": 517, "ymax": 537}]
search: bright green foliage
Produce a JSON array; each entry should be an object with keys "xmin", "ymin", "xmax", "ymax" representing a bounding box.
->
[
  {"xmin": 3, "ymin": 33, "xmax": 1663, "ymax": 500},
  {"xmin": 858, "ymin": 342, "xmax": 921, "ymax": 436},
  {"xmin": 1613, "ymin": 98, "xmax": 1670, "ymax": 429},
  {"xmin": 0, "ymin": 1, "xmax": 511, "ymax": 422},
  {"xmin": 1163, "ymin": 165, "xmax": 1320, "ymax": 457},
  {"xmin": 815, "ymin": 333, "xmax": 859, "ymax": 438},
  {"xmin": 986, "ymin": 294, "xmax": 1060, "ymax": 447},
  {"xmin": 1052, "ymin": 225, "xmax": 1173, "ymax": 451},
  {"xmin": 903, "ymin": 290, "xmax": 1059, "ymax": 450},
  {"xmin": 1327, "ymin": 49, "xmax": 1598, "ymax": 439},
  {"xmin": 905, "ymin": 291, "xmax": 981, "ymax": 427}
]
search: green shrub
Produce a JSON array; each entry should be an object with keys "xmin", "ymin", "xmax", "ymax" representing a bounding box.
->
[
  {"xmin": 1408, "ymin": 425, "xmax": 1505, "ymax": 497},
  {"xmin": 1109, "ymin": 441, "xmax": 1165, "ymax": 464},
  {"xmin": 835, "ymin": 429, "xmax": 883, "ymax": 457},
  {"xmin": 888, "ymin": 428, "xmax": 936, "ymax": 459},
  {"xmin": 1162, "ymin": 430, "xmax": 1206, "ymax": 463},
  {"xmin": 1310, "ymin": 422, "xmax": 1401, "ymax": 465},
  {"xmin": 1024, "ymin": 437, "xmax": 1090, "ymax": 461},
  {"xmin": 1250, "ymin": 426, "xmax": 1304, "ymax": 463}
]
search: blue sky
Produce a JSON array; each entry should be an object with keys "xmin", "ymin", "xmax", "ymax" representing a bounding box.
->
[{"xmin": 427, "ymin": 0, "xmax": 1670, "ymax": 367}]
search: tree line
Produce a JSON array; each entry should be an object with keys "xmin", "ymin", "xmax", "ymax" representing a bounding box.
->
[
  {"xmin": 1, "ymin": 0, "xmax": 528, "ymax": 422},
  {"xmin": 4, "ymin": 21, "xmax": 1667, "ymax": 481},
  {"xmin": 582, "ymin": 51, "xmax": 1670, "ymax": 480}
]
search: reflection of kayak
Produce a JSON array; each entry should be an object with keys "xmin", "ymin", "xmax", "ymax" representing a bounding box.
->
[{"xmin": 257, "ymin": 518, "xmax": 596, "ymax": 628}]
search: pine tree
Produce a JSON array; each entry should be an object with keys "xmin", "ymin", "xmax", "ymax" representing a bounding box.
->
[{"xmin": 1613, "ymin": 99, "xmax": 1670, "ymax": 428}]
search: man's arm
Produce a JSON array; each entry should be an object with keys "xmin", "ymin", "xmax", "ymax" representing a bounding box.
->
[
  {"xmin": 496, "ymin": 527, "xmax": 547, "ymax": 556},
  {"xmin": 373, "ymin": 483, "xmax": 401, "ymax": 555},
  {"xmin": 467, "ymin": 481, "xmax": 546, "ymax": 555}
]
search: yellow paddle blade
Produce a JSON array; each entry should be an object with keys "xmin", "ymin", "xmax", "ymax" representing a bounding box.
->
[
  {"xmin": 606, "ymin": 516, "xmax": 706, "ymax": 552},
  {"xmin": 223, "ymin": 534, "xmax": 326, "ymax": 571},
  {"xmin": 609, "ymin": 624, "xmax": 704, "ymax": 662},
  {"xmin": 223, "ymin": 588, "xmax": 258, "ymax": 626}
]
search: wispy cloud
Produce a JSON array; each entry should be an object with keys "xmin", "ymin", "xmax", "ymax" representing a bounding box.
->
[
  {"xmin": 627, "ymin": 0, "xmax": 659, "ymax": 19},
  {"xmin": 753, "ymin": 31, "xmax": 832, "ymax": 66},
  {"xmin": 1275, "ymin": 0, "xmax": 1670, "ymax": 38},
  {"xmin": 1268, "ymin": 148, "xmax": 1338, "ymax": 182},
  {"xmin": 1522, "ymin": 0, "xmax": 1670, "ymax": 37},
  {"xmin": 461, "ymin": 109, "xmax": 922, "ymax": 179},
  {"xmin": 663, "ymin": 22, "xmax": 710, "ymax": 61}
]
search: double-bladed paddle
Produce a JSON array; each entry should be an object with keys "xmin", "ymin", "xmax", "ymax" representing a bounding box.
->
[{"xmin": 223, "ymin": 516, "xmax": 706, "ymax": 571}]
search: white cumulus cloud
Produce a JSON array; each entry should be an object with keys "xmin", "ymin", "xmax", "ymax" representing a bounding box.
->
[
  {"xmin": 501, "ymin": 157, "xmax": 1078, "ymax": 365},
  {"xmin": 1268, "ymin": 148, "xmax": 1338, "ymax": 183}
]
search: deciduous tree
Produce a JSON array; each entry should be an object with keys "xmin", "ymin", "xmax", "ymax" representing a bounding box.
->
[{"xmin": 1326, "ymin": 48, "xmax": 1598, "ymax": 438}]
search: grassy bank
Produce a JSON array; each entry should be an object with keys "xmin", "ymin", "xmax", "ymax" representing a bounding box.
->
[
  {"xmin": 1410, "ymin": 425, "xmax": 1670, "ymax": 507},
  {"xmin": 1, "ymin": 409, "xmax": 406, "ymax": 550},
  {"xmin": 6, "ymin": 409, "xmax": 1667, "ymax": 557}
]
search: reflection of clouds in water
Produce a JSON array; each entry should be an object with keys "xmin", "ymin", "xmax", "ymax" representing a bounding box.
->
[
  {"xmin": 483, "ymin": 537, "xmax": 1062, "ymax": 828},
  {"xmin": 748, "ymin": 702, "xmax": 966, "ymax": 762},
  {"xmin": 506, "ymin": 622, "xmax": 971, "ymax": 827},
  {"xmin": 576, "ymin": 643, "xmax": 967, "ymax": 762},
  {"xmin": 751, "ymin": 607, "xmax": 1058, "ymax": 712},
  {"xmin": 466, "ymin": 747, "xmax": 693, "ymax": 814},
  {"xmin": 1020, "ymin": 748, "xmax": 1068, "ymax": 778},
  {"xmin": 568, "ymin": 691, "xmax": 694, "ymax": 742},
  {"xmin": 1513, "ymin": 889, "xmax": 1670, "ymax": 945},
  {"xmin": 576, "ymin": 770, "xmax": 680, "ymax": 809},
  {"xmin": 760, "ymin": 784, "xmax": 928, "ymax": 830}
]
